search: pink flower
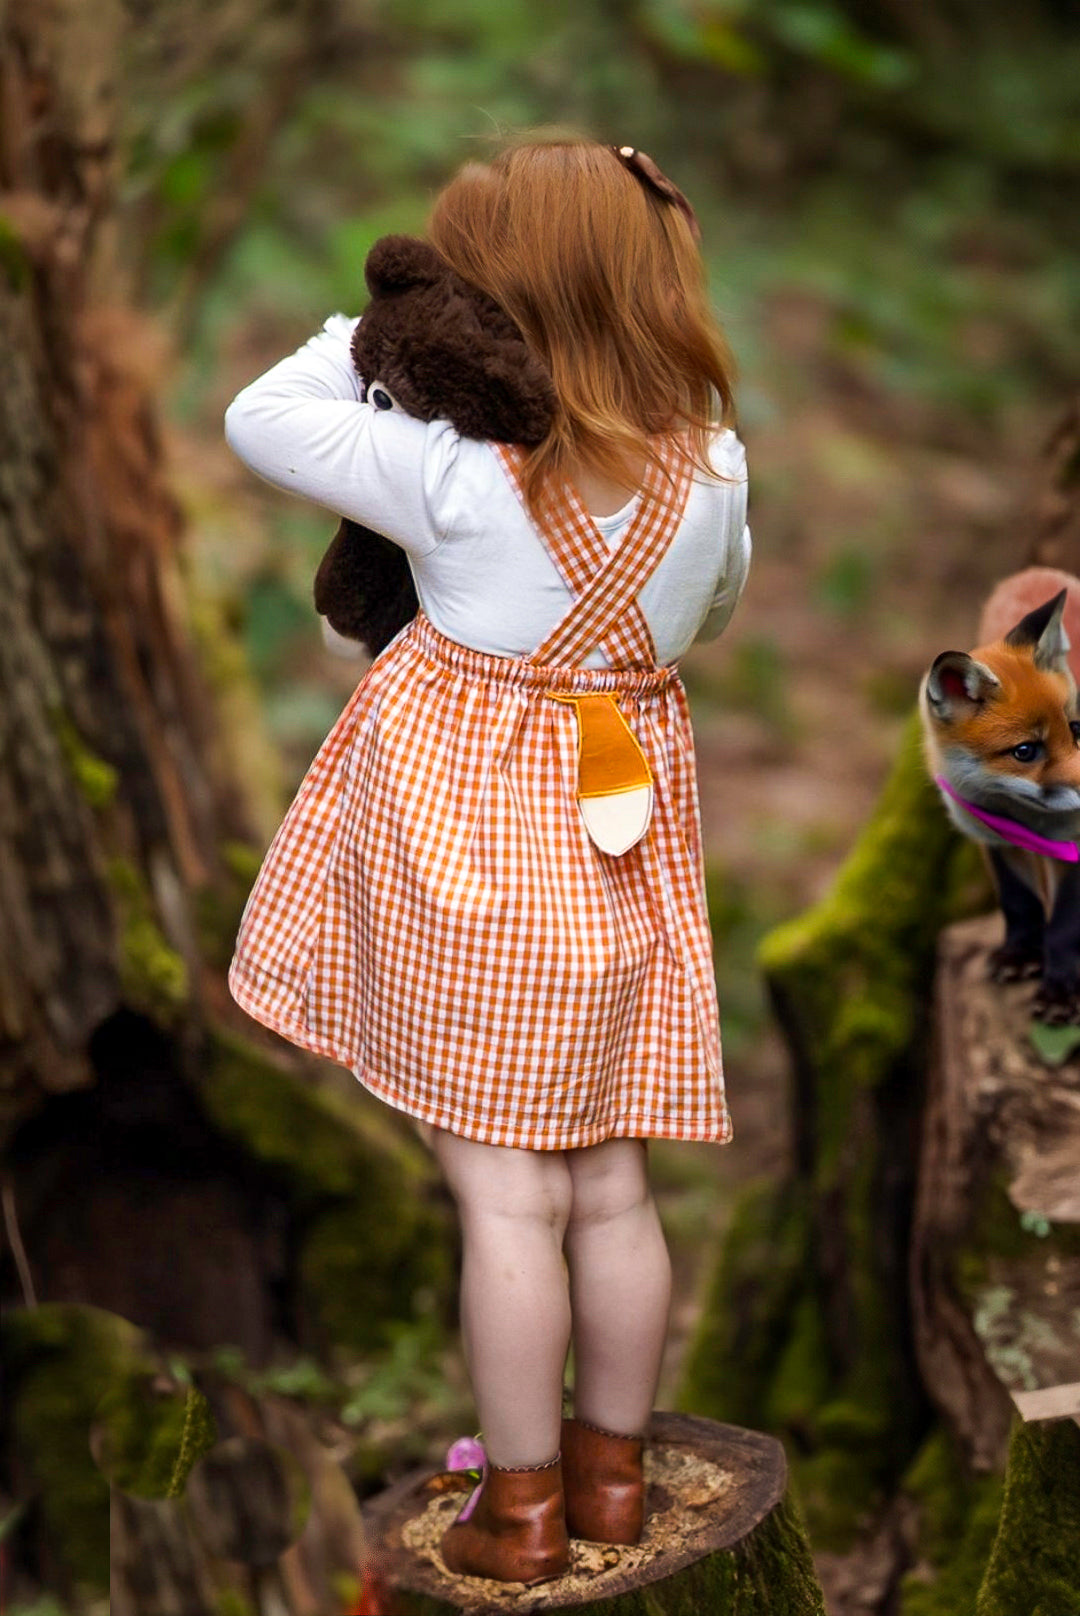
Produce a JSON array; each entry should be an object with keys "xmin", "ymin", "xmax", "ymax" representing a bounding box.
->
[
  {"xmin": 446, "ymin": 1435, "xmax": 486, "ymax": 1473},
  {"xmin": 445, "ymin": 1437, "xmax": 486, "ymax": 1523}
]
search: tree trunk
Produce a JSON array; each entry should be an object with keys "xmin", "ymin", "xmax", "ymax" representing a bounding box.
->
[
  {"xmin": 903, "ymin": 911, "xmax": 1080, "ymax": 1613},
  {"xmin": 0, "ymin": 4, "xmax": 452, "ymax": 1609},
  {"xmin": 911, "ymin": 912, "xmax": 1080, "ymax": 1472},
  {"xmin": 679, "ymin": 716, "xmax": 987, "ymax": 1547},
  {"xmin": 366, "ymin": 1412, "xmax": 825, "ymax": 1615}
]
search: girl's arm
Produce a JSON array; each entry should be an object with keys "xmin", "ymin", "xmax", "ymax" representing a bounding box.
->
[
  {"xmin": 694, "ymin": 432, "xmax": 751, "ymax": 642},
  {"xmin": 223, "ymin": 314, "xmax": 459, "ymax": 558},
  {"xmin": 694, "ymin": 519, "xmax": 751, "ymax": 642}
]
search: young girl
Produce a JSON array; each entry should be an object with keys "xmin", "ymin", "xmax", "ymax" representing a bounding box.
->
[{"xmin": 224, "ymin": 137, "xmax": 750, "ymax": 1587}]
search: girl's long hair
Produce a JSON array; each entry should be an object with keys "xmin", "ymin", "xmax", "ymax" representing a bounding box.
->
[{"xmin": 428, "ymin": 135, "xmax": 736, "ymax": 516}]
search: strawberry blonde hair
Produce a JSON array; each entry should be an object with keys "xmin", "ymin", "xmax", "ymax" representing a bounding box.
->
[{"xmin": 428, "ymin": 135, "xmax": 736, "ymax": 515}]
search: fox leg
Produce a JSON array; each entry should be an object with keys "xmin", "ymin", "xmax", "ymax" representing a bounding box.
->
[
  {"xmin": 987, "ymin": 848, "xmax": 1045, "ymax": 983},
  {"xmin": 1032, "ymin": 862, "xmax": 1080, "ymax": 1024}
]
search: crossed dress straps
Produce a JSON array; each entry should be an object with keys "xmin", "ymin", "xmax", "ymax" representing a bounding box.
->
[{"xmin": 491, "ymin": 440, "xmax": 694, "ymax": 853}]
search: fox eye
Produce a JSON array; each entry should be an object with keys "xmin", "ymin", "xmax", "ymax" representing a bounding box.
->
[
  {"xmin": 1012, "ymin": 741, "xmax": 1042, "ymax": 763},
  {"xmin": 1071, "ymin": 721, "xmax": 1080, "ymax": 743}
]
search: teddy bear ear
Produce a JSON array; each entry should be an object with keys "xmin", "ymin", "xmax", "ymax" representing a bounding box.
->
[{"xmin": 364, "ymin": 235, "xmax": 445, "ymax": 297}]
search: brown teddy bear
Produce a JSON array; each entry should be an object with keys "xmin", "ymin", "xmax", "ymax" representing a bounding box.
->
[{"xmin": 313, "ymin": 235, "xmax": 556, "ymax": 658}]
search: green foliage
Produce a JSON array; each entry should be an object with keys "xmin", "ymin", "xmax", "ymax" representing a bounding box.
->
[
  {"xmin": 339, "ymin": 1317, "xmax": 454, "ymax": 1426},
  {"xmin": 814, "ymin": 547, "xmax": 874, "ymax": 618},
  {"xmin": 201, "ymin": 1023, "xmax": 432, "ymax": 1205},
  {"xmin": 975, "ymin": 1419, "xmax": 1080, "ymax": 1616},
  {"xmin": 641, "ymin": 0, "xmax": 914, "ymax": 87},
  {"xmin": 713, "ymin": 635, "xmax": 794, "ymax": 737}
]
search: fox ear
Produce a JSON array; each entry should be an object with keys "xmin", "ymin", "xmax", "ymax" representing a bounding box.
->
[
  {"xmin": 1005, "ymin": 588, "xmax": 1071, "ymax": 672},
  {"xmin": 924, "ymin": 651, "xmax": 1000, "ymax": 717}
]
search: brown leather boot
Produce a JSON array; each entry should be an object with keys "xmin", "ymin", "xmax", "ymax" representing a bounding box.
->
[
  {"xmin": 561, "ymin": 1417, "xmax": 645, "ymax": 1544},
  {"xmin": 441, "ymin": 1455, "xmax": 569, "ymax": 1585}
]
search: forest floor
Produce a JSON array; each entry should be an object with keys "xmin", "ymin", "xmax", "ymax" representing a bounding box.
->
[{"xmin": 176, "ymin": 277, "xmax": 1063, "ymax": 1615}]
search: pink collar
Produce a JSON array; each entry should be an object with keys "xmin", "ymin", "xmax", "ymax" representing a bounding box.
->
[{"xmin": 935, "ymin": 775, "xmax": 1080, "ymax": 862}]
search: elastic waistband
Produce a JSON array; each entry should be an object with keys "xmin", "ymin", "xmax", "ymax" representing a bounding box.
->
[{"xmin": 406, "ymin": 612, "xmax": 678, "ymax": 699}]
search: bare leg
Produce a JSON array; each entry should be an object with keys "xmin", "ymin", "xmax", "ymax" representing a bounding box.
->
[
  {"xmin": 564, "ymin": 1138, "xmax": 671, "ymax": 1434},
  {"xmin": 430, "ymin": 1128, "xmax": 573, "ymax": 1467}
]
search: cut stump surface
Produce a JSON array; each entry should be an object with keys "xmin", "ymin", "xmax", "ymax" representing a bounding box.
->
[{"xmin": 365, "ymin": 1410, "xmax": 825, "ymax": 1614}]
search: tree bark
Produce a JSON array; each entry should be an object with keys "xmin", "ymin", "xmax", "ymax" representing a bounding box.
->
[
  {"xmin": 911, "ymin": 913, "xmax": 1080, "ymax": 1472},
  {"xmin": 0, "ymin": 0, "xmax": 250, "ymax": 1118},
  {"xmin": 0, "ymin": 5, "xmax": 453, "ymax": 1609}
]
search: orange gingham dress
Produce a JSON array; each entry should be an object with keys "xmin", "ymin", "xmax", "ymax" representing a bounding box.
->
[{"xmin": 228, "ymin": 440, "xmax": 731, "ymax": 1151}]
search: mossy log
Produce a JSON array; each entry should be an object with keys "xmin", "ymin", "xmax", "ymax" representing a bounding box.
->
[
  {"xmin": 680, "ymin": 715, "xmax": 988, "ymax": 1542},
  {"xmin": 911, "ymin": 912, "xmax": 1080, "ymax": 1472},
  {"xmin": 2, "ymin": 1301, "xmax": 373, "ymax": 1615},
  {"xmin": 974, "ymin": 1415, "xmax": 1080, "ymax": 1613},
  {"xmin": 364, "ymin": 1412, "xmax": 825, "ymax": 1614}
]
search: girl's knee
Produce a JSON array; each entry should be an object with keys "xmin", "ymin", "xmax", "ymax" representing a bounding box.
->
[
  {"xmin": 431, "ymin": 1128, "xmax": 573, "ymax": 1232},
  {"xmin": 566, "ymin": 1137, "xmax": 652, "ymax": 1228}
]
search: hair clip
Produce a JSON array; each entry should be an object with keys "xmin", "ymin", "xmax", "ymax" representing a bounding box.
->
[{"xmin": 611, "ymin": 145, "xmax": 701, "ymax": 242}]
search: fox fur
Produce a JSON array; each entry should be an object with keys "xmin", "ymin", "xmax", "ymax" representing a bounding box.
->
[{"xmin": 919, "ymin": 566, "xmax": 1080, "ymax": 1021}]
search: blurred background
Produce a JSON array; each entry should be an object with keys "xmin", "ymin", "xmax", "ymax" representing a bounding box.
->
[{"xmin": 2, "ymin": 1, "xmax": 1079, "ymax": 1612}]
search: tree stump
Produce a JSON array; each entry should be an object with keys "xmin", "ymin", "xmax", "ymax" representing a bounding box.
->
[
  {"xmin": 911, "ymin": 912, "xmax": 1080, "ymax": 1473},
  {"xmin": 364, "ymin": 1411, "xmax": 825, "ymax": 1614}
]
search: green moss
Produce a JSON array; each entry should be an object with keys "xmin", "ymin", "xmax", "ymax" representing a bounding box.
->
[
  {"xmin": 203, "ymin": 1022, "xmax": 431, "ymax": 1205},
  {"xmin": 975, "ymin": 1418, "xmax": 1080, "ymax": 1615},
  {"xmin": 214, "ymin": 1591, "xmax": 256, "ymax": 1616},
  {"xmin": 299, "ymin": 1200, "xmax": 450, "ymax": 1357},
  {"xmin": 791, "ymin": 1445, "xmax": 888, "ymax": 1549},
  {"xmin": 202, "ymin": 1023, "xmax": 454, "ymax": 1352},
  {"xmin": 898, "ymin": 1425, "xmax": 1004, "ymax": 1616},
  {"xmin": 757, "ymin": 713, "xmax": 974, "ymax": 1159},
  {"xmin": 47, "ymin": 702, "xmax": 118, "ymax": 809},
  {"xmin": 185, "ymin": 584, "xmax": 256, "ymax": 705},
  {"xmin": 192, "ymin": 841, "xmax": 264, "ymax": 969},
  {"xmin": 105, "ymin": 856, "xmax": 189, "ymax": 1018},
  {"xmin": 92, "ymin": 1371, "xmax": 218, "ymax": 1499},
  {"xmin": 169, "ymin": 1385, "xmax": 218, "ymax": 1496},
  {"xmin": 0, "ymin": 213, "xmax": 30, "ymax": 292},
  {"xmin": 0, "ymin": 1304, "xmax": 150, "ymax": 1598},
  {"xmin": 678, "ymin": 1177, "xmax": 810, "ymax": 1427},
  {"xmin": 764, "ymin": 1291, "xmax": 830, "ymax": 1438}
]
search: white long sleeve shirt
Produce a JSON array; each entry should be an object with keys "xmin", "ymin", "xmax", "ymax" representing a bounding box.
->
[{"xmin": 224, "ymin": 314, "xmax": 751, "ymax": 668}]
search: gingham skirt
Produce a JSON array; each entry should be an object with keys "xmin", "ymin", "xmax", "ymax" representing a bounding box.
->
[{"xmin": 228, "ymin": 613, "xmax": 730, "ymax": 1150}]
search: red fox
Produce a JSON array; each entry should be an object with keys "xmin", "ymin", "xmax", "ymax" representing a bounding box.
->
[{"xmin": 919, "ymin": 567, "xmax": 1080, "ymax": 1023}]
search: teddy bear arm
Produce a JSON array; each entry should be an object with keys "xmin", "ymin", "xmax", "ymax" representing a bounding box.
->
[{"xmin": 314, "ymin": 520, "xmax": 419, "ymax": 656}]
